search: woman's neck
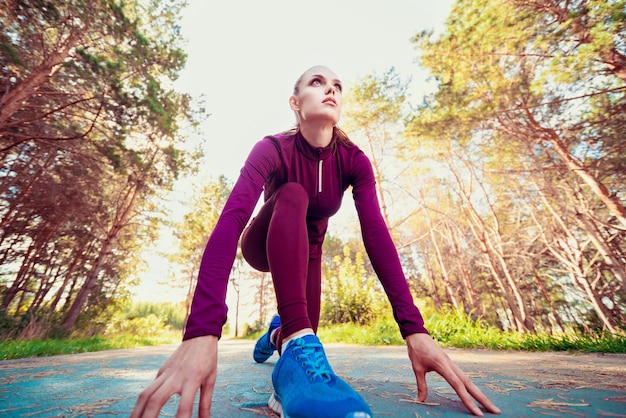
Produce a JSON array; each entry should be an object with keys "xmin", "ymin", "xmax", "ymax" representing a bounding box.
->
[{"xmin": 299, "ymin": 123, "xmax": 334, "ymax": 148}]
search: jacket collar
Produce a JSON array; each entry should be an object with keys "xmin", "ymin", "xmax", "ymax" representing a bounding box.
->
[{"xmin": 295, "ymin": 130, "xmax": 336, "ymax": 161}]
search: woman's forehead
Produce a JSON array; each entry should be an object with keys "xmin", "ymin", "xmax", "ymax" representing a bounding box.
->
[{"xmin": 302, "ymin": 66, "xmax": 340, "ymax": 81}]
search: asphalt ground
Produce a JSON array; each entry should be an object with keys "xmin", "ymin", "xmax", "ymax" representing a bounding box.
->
[{"xmin": 1, "ymin": 338, "xmax": 625, "ymax": 417}]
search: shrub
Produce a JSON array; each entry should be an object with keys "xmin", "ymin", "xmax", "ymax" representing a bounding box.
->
[{"xmin": 321, "ymin": 247, "xmax": 387, "ymax": 326}]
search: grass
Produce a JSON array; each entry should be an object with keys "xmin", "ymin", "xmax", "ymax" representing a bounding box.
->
[
  {"xmin": 3, "ymin": 307, "xmax": 625, "ymax": 360},
  {"xmin": 245, "ymin": 309, "xmax": 626, "ymax": 354},
  {"xmin": 423, "ymin": 307, "xmax": 626, "ymax": 353},
  {"xmin": 0, "ymin": 331, "xmax": 180, "ymax": 361}
]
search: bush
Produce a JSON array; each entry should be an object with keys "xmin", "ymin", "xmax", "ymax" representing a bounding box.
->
[
  {"xmin": 103, "ymin": 301, "xmax": 186, "ymax": 337},
  {"xmin": 124, "ymin": 301, "xmax": 187, "ymax": 330},
  {"xmin": 0, "ymin": 311, "xmax": 67, "ymax": 341},
  {"xmin": 105, "ymin": 314, "xmax": 164, "ymax": 336},
  {"xmin": 321, "ymin": 247, "xmax": 387, "ymax": 326}
]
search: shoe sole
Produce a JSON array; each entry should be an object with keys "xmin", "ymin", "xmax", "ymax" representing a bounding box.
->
[
  {"xmin": 268, "ymin": 392, "xmax": 372, "ymax": 418},
  {"xmin": 268, "ymin": 392, "xmax": 284, "ymax": 417}
]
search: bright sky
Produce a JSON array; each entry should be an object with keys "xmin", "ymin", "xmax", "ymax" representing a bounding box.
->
[{"xmin": 132, "ymin": 0, "xmax": 455, "ymax": 303}]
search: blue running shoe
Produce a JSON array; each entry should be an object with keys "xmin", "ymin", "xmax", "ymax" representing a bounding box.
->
[
  {"xmin": 253, "ymin": 314, "xmax": 281, "ymax": 363},
  {"xmin": 268, "ymin": 335, "xmax": 372, "ymax": 418}
]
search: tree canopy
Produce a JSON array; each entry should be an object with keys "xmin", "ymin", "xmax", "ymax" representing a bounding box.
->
[
  {"xmin": 0, "ymin": 0, "xmax": 198, "ymax": 338},
  {"xmin": 2, "ymin": 0, "xmax": 624, "ymax": 339},
  {"xmin": 403, "ymin": 0, "xmax": 626, "ymax": 332}
]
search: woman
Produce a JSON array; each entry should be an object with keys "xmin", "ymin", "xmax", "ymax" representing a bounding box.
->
[{"xmin": 131, "ymin": 66, "xmax": 501, "ymax": 418}]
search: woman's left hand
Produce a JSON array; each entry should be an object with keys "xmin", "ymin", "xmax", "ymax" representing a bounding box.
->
[{"xmin": 405, "ymin": 333, "xmax": 501, "ymax": 416}]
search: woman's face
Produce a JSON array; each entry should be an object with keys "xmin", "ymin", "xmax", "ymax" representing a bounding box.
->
[{"xmin": 290, "ymin": 66, "xmax": 343, "ymax": 126}]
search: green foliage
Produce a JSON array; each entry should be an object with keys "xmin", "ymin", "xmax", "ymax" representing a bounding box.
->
[
  {"xmin": 0, "ymin": 0, "xmax": 203, "ymax": 337},
  {"xmin": 0, "ymin": 333, "xmax": 179, "ymax": 360},
  {"xmin": 317, "ymin": 314, "xmax": 405, "ymax": 346},
  {"xmin": 107, "ymin": 314, "xmax": 167, "ymax": 336},
  {"xmin": 165, "ymin": 176, "xmax": 233, "ymax": 295},
  {"xmin": 128, "ymin": 301, "xmax": 187, "ymax": 329},
  {"xmin": 174, "ymin": 176, "xmax": 233, "ymax": 259},
  {"xmin": 343, "ymin": 67, "xmax": 408, "ymax": 131},
  {"xmin": 321, "ymin": 246, "xmax": 387, "ymax": 326},
  {"xmin": 0, "ymin": 311, "xmax": 64, "ymax": 340},
  {"xmin": 0, "ymin": 42, "xmax": 24, "ymax": 66},
  {"xmin": 316, "ymin": 306, "xmax": 626, "ymax": 353},
  {"xmin": 517, "ymin": 331, "xmax": 626, "ymax": 353},
  {"xmin": 403, "ymin": 0, "xmax": 626, "ymax": 336},
  {"xmin": 105, "ymin": 301, "xmax": 186, "ymax": 335},
  {"xmin": 0, "ymin": 301, "xmax": 184, "ymax": 359}
]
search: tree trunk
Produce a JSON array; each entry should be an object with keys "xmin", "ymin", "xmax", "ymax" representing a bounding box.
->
[
  {"xmin": 422, "ymin": 251, "xmax": 443, "ymax": 309},
  {"xmin": 427, "ymin": 219, "xmax": 459, "ymax": 308},
  {"xmin": 573, "ymin": 210, "xmax": 626, "ymax": 289},
  {"xmin": 61, "ymin": 235, "xmax": 113, "ymax": 332},
  {"xmin": 520, "ymin": 108, "xmax": 626, "ymax": 229},
  {"xmin": 1, "ymin": 217, "xmax": 60, "ymax": 310},
  {"xmin": 49, "ymin": 250, "xmax": 83, "ymax": 312},
  {"xmin": 447, "ymin": 221, "xmax": 481, "ymax": 315},
  {"xmin": 0, "ymin": 29, "xmax": 79, "ymax": 129},
  {"xmin": 366, "ymin": 132, "xmax": 392, "ymax": 229},
  {"xmin": 61, "ymin": 178, "xmax": 141, "ymax": 332},
  {"xmin": 450, "ymin": 160, "xmax": 534, "ymax": 332},
  {"xmin": 528, "ymin": 185, "xmax": 620, "ymax": 331}
]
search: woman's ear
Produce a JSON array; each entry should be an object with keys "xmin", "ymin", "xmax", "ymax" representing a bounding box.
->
[{"xmin": 289, "ymin": 95, "xmax": 300, "ymax": 111}]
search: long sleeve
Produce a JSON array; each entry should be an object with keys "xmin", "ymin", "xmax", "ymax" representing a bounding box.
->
[
  {"xmin": 350, "ymin": 151, "xmax": 428, "ymax": 338},
  {"xmin": 183, "ymin": 139, "xmax": 279, "ymax": 340}
]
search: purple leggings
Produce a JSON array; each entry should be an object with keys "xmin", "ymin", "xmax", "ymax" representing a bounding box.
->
[{"xmin": 241, "ymin": 183, "xmax": 321, "ymax": 349}]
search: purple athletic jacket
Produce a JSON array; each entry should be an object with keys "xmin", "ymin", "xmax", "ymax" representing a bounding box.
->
[{"xmin": 183, "ymin": 131, "xmax": 428, "ymax": 340}]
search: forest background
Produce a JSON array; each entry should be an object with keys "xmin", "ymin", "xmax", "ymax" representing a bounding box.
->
[{"xmin": 1, "ymin": 0, "xmax": 625, "ymax": 358}]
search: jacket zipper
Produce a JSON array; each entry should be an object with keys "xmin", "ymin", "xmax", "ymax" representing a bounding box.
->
[{"xmin": 318, "ymin": 158, "xmax": 323, "ymax": 193}]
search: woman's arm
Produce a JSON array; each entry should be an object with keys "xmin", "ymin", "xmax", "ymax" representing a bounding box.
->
[
  {"xmin": 184, "ymin": 138, "xmax": 281, "ymax": 340},
  {"xmin": 131, "ymin": 138, "xmax": 281, "ymax": 417},
  {"xmin": 350, "ymin": 150, "xmax": 427, "ymax": 337},
  {"xmin": 351, "ymin": 151, "xmax": 500, "ymax": 415}
]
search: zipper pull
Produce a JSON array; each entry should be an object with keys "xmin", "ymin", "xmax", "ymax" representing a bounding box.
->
[{"xmin": 318, "ymin": 159, "xmax": 323, "ymax": 193}]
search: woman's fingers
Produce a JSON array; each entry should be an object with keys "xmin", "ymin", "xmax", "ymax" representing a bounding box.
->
[
  {"xmin": 175, "ymin": 383, "xmax": 198, "ymax": 418},
  {"xmin": 414, "ymin": 368, "xmax": 429, "ymax": 402},
  {"xmin": 406, "ymin": 333, "xmax": 501, "ymax": 416},
  {"xmin": 441, "ymin": 367, "xmax": 485, "ymax": 416},
  {"xmin": 130, "ymin": 336, "xmax": 219, "ymax": 418},
  {"xmin": 198, "ymin": 351, "xmax": 218, "ymax": 418},
  {"xmin": 131, "ymin": 374, "xmax": 176, "ymax": 418},
  {"xmin": 449, "ymin": 361, "xmax": 501, "ymax": 414},
  {"xmin": 198, "ymin": 375, "xmax": 217, "ymax": 418}
]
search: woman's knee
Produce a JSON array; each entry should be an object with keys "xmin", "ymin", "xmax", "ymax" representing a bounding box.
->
[{"xmin": 274, "ymin": 183, "xmax": 308, "ymax": 211}]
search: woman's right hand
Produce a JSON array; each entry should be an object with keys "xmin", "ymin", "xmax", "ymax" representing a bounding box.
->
[{"xmin": 130, "ymin": 335, "xmax": 219, "ymax": 418}]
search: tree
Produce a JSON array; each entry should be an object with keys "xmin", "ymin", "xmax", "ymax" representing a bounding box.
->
[
  {"xmin": 343, "ymin": 68, "xmax": 411, "ymax": 231},
  {"xmin": 166, "ymin": 176, "xmax": 232, "ymax": 319},
  {"xmin": 0, "ymin": 0, "xmax": 189, "ymax": 152},
  {"xmin": 406, "ymin": 0, "xmax": 626, "ymax": 332},
  {"xmin": 0, "ymin": 0, "xmax": 197, "ymax": 338}
]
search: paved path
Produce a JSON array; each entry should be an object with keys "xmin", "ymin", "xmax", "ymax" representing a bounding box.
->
[{"xmin": 1, "ymin": 339, "xmax": 625, "ymax": 417}]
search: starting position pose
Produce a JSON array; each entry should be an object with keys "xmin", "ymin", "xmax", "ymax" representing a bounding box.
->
[{"xmin": 131, "ymin": 66, "xmax": 501, "ymax": 418}]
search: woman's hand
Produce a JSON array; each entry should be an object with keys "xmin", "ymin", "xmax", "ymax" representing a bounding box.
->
[
  {"xmin": 130, "ymin": 335, "xmax": 219, "ymax": 418},
  {"xmin": 405, "ymin": 333, "xmax": 501, "ymax": 416}
]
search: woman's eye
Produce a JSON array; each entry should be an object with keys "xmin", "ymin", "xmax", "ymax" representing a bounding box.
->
[
  {"xmin": 311, "ymin": 78, "xmax": 321, "ymax": 86},
  {"xmin": 334, "ymin": 83, "xmax": 342, "ymax": 92}
]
